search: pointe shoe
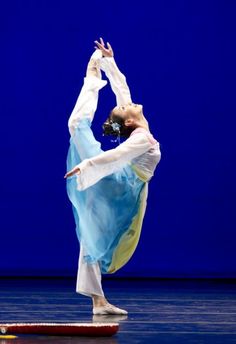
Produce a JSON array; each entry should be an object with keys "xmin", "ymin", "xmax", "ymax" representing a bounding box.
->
[{"xmin": 93, "ymin": 303, "xmax": 128, "ymax": 315}]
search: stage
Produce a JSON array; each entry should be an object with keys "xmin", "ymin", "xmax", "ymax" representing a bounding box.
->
[{"xmin": 0, "ymin": 278, "xmax": 235, "ymax": 343}]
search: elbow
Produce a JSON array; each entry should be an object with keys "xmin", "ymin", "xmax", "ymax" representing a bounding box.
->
[{"xmin": 104, "ymin": 151, "xmax": 123, "ymax": 164}]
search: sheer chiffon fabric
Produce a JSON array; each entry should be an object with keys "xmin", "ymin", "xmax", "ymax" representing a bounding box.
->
[{"xmin": 66, "ymin": 119, "xmax": 147, "ymax": 273}]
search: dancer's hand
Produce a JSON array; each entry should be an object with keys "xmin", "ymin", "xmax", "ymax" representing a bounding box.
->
[
  {"xmin": 64, "ymin": 166, "xmax": 81, "ymax": 178},
  {"xmin": 94, "ymin": 37, "xmax": 114, "ymax": 58}
]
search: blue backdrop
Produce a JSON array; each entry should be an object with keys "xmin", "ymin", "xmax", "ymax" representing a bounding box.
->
[{"xmin": 0, "ymin": 0, "xmax": 235, "ymax": 277}]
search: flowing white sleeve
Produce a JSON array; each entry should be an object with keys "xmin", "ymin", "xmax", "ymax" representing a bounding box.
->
[
  {"xmin": 68, "ymin": 50, "xmax": 107, "ymax": 136},
  {"xmin": 100, "ymin": 56, "xmax": 132, "ymax": 106},
  {"xmin": 75, "ymin": 133, "xmax": 153, "ymax": 191}
]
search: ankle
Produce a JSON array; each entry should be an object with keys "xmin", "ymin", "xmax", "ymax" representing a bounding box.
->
[{"xmin": 92, "ymin": 295, "xmax": 108, "ymax": 308}]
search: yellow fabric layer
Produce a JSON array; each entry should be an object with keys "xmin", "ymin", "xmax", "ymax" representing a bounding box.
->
[
  {"xmin": 130, "ymin": 164, "xmax": 150, "ymax": 183},
  {"xmin": 107, "ymin": 182, "xmax": 148, "ymax": 273}
]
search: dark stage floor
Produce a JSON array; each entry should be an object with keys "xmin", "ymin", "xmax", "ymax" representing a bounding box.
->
[{"xmin": 0, "ymin": 278, "xmax": 236, "ymax": 343}]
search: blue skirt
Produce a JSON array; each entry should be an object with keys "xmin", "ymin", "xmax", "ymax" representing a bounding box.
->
[{"xmin": 66, "ymin": 119, "xmax": 147, "ymax": 274}]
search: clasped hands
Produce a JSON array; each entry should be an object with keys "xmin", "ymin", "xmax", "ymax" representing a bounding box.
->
[{"xmin": 86, "ymin": 37, "xmax": 114, "ymax": 77}]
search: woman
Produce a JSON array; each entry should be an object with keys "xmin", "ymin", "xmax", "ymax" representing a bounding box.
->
[{"xmin": 65, "ymin": 38, "xmax": 161, "ymax": 315}]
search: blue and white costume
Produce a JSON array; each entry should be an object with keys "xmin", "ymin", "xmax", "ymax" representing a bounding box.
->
[{"xmin": 66, "ymin": 50, "xmax": 161, "ymax": 297}]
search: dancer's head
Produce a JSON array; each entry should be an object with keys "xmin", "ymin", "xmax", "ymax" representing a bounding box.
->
[{"xmin": 103, "ymin": 103, "xmax": 148, "ymax": 138}]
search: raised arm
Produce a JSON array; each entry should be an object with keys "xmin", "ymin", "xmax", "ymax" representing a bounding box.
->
[
  {"xmin": 94, "ymin": 38, "xmax": 132, "ymax": 106},
  {"xmin": 68, "ymin": 49, "xmax": 107, "ymax": 136}
]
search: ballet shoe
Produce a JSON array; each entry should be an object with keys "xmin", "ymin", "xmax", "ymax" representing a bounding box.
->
[{"xmin": 93, "ymin": 303, "xmax": 128, "ymax": 315}]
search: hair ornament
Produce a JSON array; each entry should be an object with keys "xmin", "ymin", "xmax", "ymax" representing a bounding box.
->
[{"xmin": 110, "ymin": 122, "xmax": 121, "ymax": 144}]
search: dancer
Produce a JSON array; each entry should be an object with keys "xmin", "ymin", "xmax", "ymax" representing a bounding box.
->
[{"xmin": 65, "ymin": 38, "xmax": 161, "ymax": 315}]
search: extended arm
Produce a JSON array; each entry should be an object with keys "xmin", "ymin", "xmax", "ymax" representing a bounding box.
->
[
  {"xmin": 68, "ymin": 49, "xmax": 107, "ymax": 136},
  {"xmin": 95, "ymin": 38, "xmax": 132, "ymax": 106},
  {"xmin": 65, "ymin": 132, "xmax": 154, "ymax": 190}
]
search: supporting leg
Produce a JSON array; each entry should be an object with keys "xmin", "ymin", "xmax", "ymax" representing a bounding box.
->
[
  {"xmin": 76, "ymin": 245, "xmax": 128, "ymax": 315},
  {"xmin": 76, "ymin": 245, "xmax": 105, "ymax": 298}
]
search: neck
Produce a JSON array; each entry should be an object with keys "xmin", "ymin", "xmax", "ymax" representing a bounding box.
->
[{"xmin": 135, "ymin": 118, "xmax": 150, "ymax": 131}]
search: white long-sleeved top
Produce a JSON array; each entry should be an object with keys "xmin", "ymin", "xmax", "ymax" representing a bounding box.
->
[
  {"xmin": 100, "ymin": 56, "xmax": 132, "ymax": 106},
  {"xmin": 68, "ymin": 50, "xmax": 161, "ymax": 191}
]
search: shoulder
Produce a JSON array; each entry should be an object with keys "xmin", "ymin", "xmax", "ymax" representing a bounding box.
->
[{"xmin": 130, "ymin": 128, "xmax": 157, "ymax": 145}]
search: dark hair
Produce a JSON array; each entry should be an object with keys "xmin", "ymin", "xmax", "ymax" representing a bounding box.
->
[{"xmin": 102, "ymin": 112, "xmax": 135, "ymax": 138}]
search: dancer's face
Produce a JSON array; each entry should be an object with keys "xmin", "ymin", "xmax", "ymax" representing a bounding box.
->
[
  {"xmin": 111, "ymin": 103, "xmax": 143, "ymax": 121},
  {"xmin": 111, "ymin": 103, "xmax": 149, "ymax": 131}
]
